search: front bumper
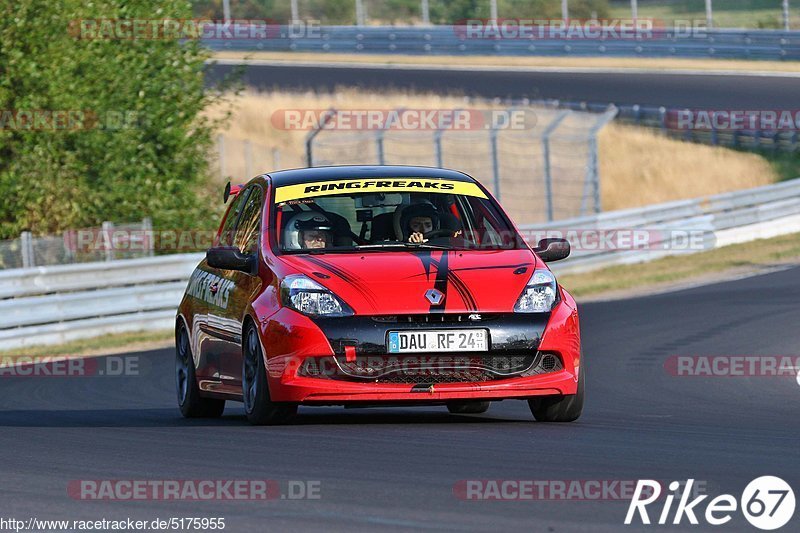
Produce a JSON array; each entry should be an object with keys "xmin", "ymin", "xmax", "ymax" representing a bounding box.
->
[{"xmin": 259, "ymin": 297, "xmax": 581, "ymax": 404}]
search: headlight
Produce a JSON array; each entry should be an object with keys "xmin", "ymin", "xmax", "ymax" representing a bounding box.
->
[
  {"xmin": 280, "ymin": 274, "xmax": 354, "ymax": 317},
  {"xmin": 514, "ymin": 269, "xmax": 558, "ymax": 313}
]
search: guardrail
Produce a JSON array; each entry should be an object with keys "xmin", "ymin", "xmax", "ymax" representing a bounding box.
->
[
  {"xmin": 204, "ymin": 25, "xmax": 800, "ymax": 60},
  {"xmin": 523, "ymin": 178, "xmax": 800, "ymax": 275},
  {"xmin": 2, "ymin": 178, "xmax": 799, "ymax": 349},
  {"xmin": 0, "ymin": 254, "xmax": 202, "ymax": 349},
  {"xmin": 548, "ymin": 100, "xmax": 800, "ymax": 153}
]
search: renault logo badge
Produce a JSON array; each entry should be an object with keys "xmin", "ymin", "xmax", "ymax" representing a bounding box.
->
[{"xmin": 425, "ymin": 288, "xmax": 445, "ymax": 305}]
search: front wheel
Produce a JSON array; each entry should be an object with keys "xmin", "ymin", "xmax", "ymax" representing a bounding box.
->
[
  {"xmin": 176, "ymin": 324, "xmax": 225, "ymax": 418},
  {"xmin": 528, "ymin": 364, "xmax": 584, "ymax": 422},
  {"xmin": 242, "ymin": 324, "xmax": 297, "ymax": 425}
]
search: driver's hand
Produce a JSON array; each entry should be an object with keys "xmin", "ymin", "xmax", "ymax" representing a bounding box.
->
[{"xmin": 409, "ymin": 232, "xmax": 428, "ymax": 243}]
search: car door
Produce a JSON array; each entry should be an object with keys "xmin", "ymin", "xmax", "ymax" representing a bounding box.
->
[
  {"xmin": 197, "ymin": 186, "xmax": 251, "ymax": 388},
  {"xmin": 213, "ymin": 183, "xmax": 265, "ymax": 390}
]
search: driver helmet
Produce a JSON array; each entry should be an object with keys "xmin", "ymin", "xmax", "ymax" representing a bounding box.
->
[
  {"xmin": 283, "ymin": 212, "xmax": 334, "ymax": 250},
  {"xmin": 400, "ymin": 201, "xmax": 440, "ymax": 240}
]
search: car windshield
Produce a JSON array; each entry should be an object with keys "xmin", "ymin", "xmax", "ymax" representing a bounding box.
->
[{"xmin": 274, "ymin": 177, "xmax": 523, "ymax": 253}]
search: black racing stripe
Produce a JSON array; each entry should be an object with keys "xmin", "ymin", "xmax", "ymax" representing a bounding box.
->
[
  {"xmin": 447, "ymin": 276, "xmax": 472, "ymax": 310},
  {"xmin": 417, "ymin": 251, "xmax": 477, "ymax": 313},
  {"xmin": 450, "ymin": 274, "xmax": 478, "ymax": 311},
  {"xmin": 447, "ymin": 270, "xmax": 479, "ymax": 312},
  {"xmin": 414, "ymin": 250, "xmax": 437, "ymax": 278},
  {"xmin": 448, "ymin": 262, "xmax": 532, "ymax": 273},
  {"xmin": 302, "ymin": 256, "xmax": 356, "ymax": 283},
  {"xmin": 303, "ymin": 256, "xmax": 380, "ymax": 309},
  {"xmin": 429, "ymin": 251, "xmax": 450, "ymax": 313}
]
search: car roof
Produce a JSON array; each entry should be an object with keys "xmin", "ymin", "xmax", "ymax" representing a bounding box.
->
[{"xmin": 265, "ymin": 165, "xmax": 477, "ymax": 187}]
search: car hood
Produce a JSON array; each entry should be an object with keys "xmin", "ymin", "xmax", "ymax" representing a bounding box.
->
[{"xmin": 278, "ymin": 249, "xmax": 540, "ymax": 314}]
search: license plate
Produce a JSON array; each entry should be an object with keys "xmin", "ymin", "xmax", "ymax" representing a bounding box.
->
[{"xmin": 387, "ymin": 329, "xmax": 488, "ymax": 353}]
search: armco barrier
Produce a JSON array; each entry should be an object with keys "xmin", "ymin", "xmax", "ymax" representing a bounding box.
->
[
  {"xmin": 0, "ymin": 254, "xmax": 202, "ymax": 349},
  {"xmin": 525, "ymin": 178, "xmax": 800, "ymax": 275},
  {"xmin": 204, "ymin": 25, "xmax": 800, "ymax": 61},
  {"xmin": 1, "ymin": 178, "xmax": 799, "ymax": 349}
]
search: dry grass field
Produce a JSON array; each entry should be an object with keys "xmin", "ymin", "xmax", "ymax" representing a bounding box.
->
[
  {"xmin": 205, "ymin": 89, "xmax": 776, "ymax": 220},
  {"xmin": 213, "ymin": 51, "xmax": 800, "ymax": 74}
]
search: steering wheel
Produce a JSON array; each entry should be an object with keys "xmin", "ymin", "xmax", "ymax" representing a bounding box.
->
[{"xmin": 423, "ymin": 229, "xmax": 455, "ymax": 240}]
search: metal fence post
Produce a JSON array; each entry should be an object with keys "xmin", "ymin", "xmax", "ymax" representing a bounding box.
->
[
  {"xmin": 376, "ymin": 128, "xmax": 386, "ymax": 165},
  {"xmin": 541, "ymin": 110, "xmax": 570, "ymax": 222},
  {"xmin": 784, "ymin": 0, "xmax": 791, "ymax": 31},
  {"xmin": 20, "ymin": 231, "xmax": 34, "ymax": 268},
  {"xmin": 62, "ymin": 230, "xmax": 74, "ymax": 264},
  {"xmin": 305, "ymin": 135, "xmax": 314, "ymax": 167},
  {"xmin": 305, "ymin": 108, "xmax": 336, "ymax": 167},
  {"xmin": 433, "ymin": 108, "xmax": 460, "ymax": 168},
  {"xmin": 580, "ymin": 135, "xmax": 599, "ymax": 217},
  {"xmin": 102, "ymin": 221, "xmax": 114, "ymax": 262},
  {"xmin": 356, "ymin": 0, "xmax": 366, "ymax": 26},
  {"xmin": 489, "ymin": 125, "xmax": 501, "ymax": 201},
  {"xmin": 434, "ymin": 129, "xmax": 443, "ymax": 167},
  {"xmin": 142, "ymin": 217, "xmax": 154, "ymax": 257},
  {"xmin": 580, "ymin": 106, "xmax": 618, "ymax": 215}
]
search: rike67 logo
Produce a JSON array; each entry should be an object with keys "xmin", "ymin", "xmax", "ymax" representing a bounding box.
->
[{"xmin": 625, "ymin": 477, "xmax": 795, "ymax": 530}]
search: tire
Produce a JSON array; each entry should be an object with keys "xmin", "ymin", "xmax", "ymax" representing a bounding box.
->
[
  {"xmin": 447, "ymin": 401, "xmax": 491, "ymax": 414},
  {"xmin": 528, "ymin": 363, "xmax": 584, "ymax": 422},
  {"xmin": 176, "ymin": 324, "xmax": 225, "ymax": 418},
  {"xmin": 242, "ymin": 324, "xmax": 297, "ymax": 425}
]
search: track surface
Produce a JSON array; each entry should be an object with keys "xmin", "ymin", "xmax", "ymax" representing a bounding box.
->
[
  {"xmin": 206, "ymin": 62, "xmax": 800, "ymax": 108},
  {"xmin": 2, "ymin": 266, "xmax": 799, "ymax": 531}
]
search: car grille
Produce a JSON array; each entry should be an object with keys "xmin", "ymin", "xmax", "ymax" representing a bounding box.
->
[{"xmin": 298, "ymin": 352, "xmax": 563, "ymax": 384}]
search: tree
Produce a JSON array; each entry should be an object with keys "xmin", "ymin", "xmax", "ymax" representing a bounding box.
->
[{"xmin": 0, "ymin": 0, "xmax": 220, "ymax": 238}]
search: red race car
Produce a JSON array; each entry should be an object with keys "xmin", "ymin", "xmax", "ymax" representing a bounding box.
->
[{"xmin": 176, "ymin": 166, "xmax": 583, "ymax": 425}]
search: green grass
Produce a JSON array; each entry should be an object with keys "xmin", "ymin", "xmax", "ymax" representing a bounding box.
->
[
  {"xmin": 560, "ymin": 231, "xmax": 800, "ymax": 297},
  {"xmin": 759, "ymin": 151, "xmax": 800, "ymax": 182},
  {"xmin": 609, "ymin": 0, "xmax": 797, "ymax": 29},
  {"xmin": 0, "ymin": 329, "xmax": 172, "ymax": 359}
]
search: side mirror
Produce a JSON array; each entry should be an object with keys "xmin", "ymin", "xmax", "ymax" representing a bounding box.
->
[
  {"xmin": 534, "ymin": 238, "xmax": 570, "ymax": 262},
  {"xmin": 206, "ymin": 246, "xmax": 256, "ymax": 274}
]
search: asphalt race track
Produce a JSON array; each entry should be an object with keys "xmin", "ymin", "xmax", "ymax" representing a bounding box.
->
[
  {"xmin": 1, "ymin": 265, "xmax": 798, "ymax": 532},
  {"xmin": 205, "ymin": 62, "xmax": 800, "ymax": 109}
]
